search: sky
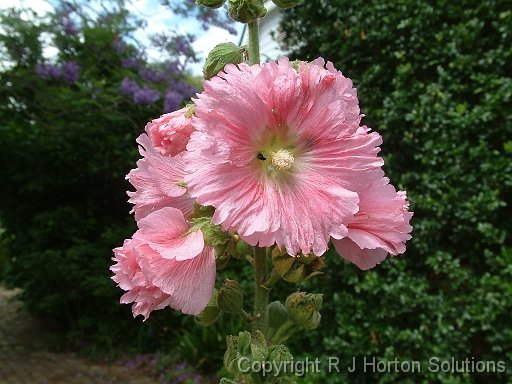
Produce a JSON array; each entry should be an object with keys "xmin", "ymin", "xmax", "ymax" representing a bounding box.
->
[{"xmin": 0, "ymin": 0, "xmax": 244, "ymax": 76}]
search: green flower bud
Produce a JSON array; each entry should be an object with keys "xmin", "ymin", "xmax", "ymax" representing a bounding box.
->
[
  {"xmin": 272, "ymin": 248, "xmax": 324, "ymax": 283},
  {"xmin": 285, "ymin": 291, "xmax": 323, "ymax": 330},
  {"xmin": 228, "ymin": 0, "xmax": 267, "ymax": 23},
  {"xmin": 195, "ymin": 289, "xmax": 221, "ymax": 327},
  {"xmin": 267, "ymin": 345, "xmax": 293, "ymax": 377},
  {"xmin": 218, "ymin": 278, "xmax": 244, "ymax": 314},
  {"xmin": 203, "ymin": 42, "xmax": 246, "ymax": 80},
  {"xmin": 196, "ymin": 0, "xmax": 226, "ymax": 9},
  {"xmin": 249, "ymin": 330, "xmax": 268, "ymax": 363},
  {"xmin": 224, "ymin": 334, "xmax": 242, "ymax": 374},
  {"xmin": 268, "ymin": 300, "xmax": 288, "ymax": 329},
  {"xmin": 271, "ymin": 0, "xmax": 303, "ymax": 8}
]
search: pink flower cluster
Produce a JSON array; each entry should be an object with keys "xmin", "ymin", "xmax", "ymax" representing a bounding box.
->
[{"xmin": 111, "ymin": 57, "xmax": 413, "ymax": 319}]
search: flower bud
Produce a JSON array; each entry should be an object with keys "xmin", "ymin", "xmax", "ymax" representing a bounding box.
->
[
  {"xmin": 285, "ymin": 291, "xmax": 323, "ymax": 330},
  {"xmin": 218, "ymin": 278, "xmax": 244, "ymax": 314},
  {"xmin": 228, "ymin": 0, "xmax": 267, "ymax": 23},
  {"xmin": 271, "ymin": 0, "xmax": 303, "ymax": 8},
  {"xmin": 195, "ymin": 289, "xmax": 221, "ymax": 327},
  {"xmin": 203, "ymin": 42, "xmax": 246, "ymax": 80},
  {"xmin": 267, "ymin": 345, "xmax": 293, "ymax": 377},
  {"xmin": 196, "ymin": 0, "xmax": 226, "ymax": 9},
  {"xmin": 267, "ymin": 300, "xmax": 288, "ymax": 329},
  {"xmin": 272, "ymin": 248, "xmax": 324, "ymax": 283}
]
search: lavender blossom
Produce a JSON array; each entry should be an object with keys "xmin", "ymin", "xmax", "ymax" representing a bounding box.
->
[
  {"xmin": 133, "ymin": 86, "xmax": 160, "ymax": 105},
  {"xmin": 120, "ymin": 77, "xmax": 140, "ymax": 95},
  {"xmin": 163, "ymin": 90, "xmax": 184, "ymax": 113},
  {"xmin": 35, "ymin": 64, "xmax": 62, "ymax": 79},
  {"xmin": 62, "ymin": 61, "xmax": 80, "ymax": 83},
  {"xmin": 139, "ymin": 68, "xmax": 167, "ymax": 83},
  {"xmin": 63, "ymin": 18, "xmax": 79, "ymax": 35},
  {"xmin": 113, "ymin": 40, "xmax": 126, "ymax": 54},
  {"xmin": 121, "ymin": 57, "xmax": 142, "ymax": 69}
]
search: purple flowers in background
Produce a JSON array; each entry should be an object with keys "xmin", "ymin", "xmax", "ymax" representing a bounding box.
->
[
  {"xmin": 164, "ymin": 91, "xmax": 184, "ymax": 113},
  {"xmin": 133, "ymin": 86, "xmax": 160, "ymax": 105},
  {"xmin": 120, "ymin": 77, "xmax": 140, "ymax": 95},
  {"xmin": 121, "ymin": 57, "xmax": 141, "ymax": 69},
  {"xmin": 36, "ymin": 61, "xmax": 80, "ymax": 83},
  {"xmin": 139, "ymin": 69, "xmax": 167, "ymax": 83},
  {"xmin": 62, "ymin": 61, "xmax": 80, "ymax": 82}
]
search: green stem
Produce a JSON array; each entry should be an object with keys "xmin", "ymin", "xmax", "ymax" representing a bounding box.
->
[
  {"xmin": 270, "ymin": 319, "xmax": 295, "ymax": 345},
  {"xmin": 252, "ymin": 246, "xmax": 269, "ymax": 335},
  {"xmin": 247, "ymin": 20, "xmax": 260, "ymax": 65}
]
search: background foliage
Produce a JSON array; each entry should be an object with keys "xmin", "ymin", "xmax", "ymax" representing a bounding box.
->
[
  {"xmin": 278, "ymin": 0, "xmax": 512, "ymax": 383},
  {"xmin": 0, "ymin": 2, "xmax": 201, "ymax": 355}
]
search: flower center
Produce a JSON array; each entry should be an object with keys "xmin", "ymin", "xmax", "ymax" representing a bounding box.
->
[{"xmin": 271, "ymin": 149, "xmax": 294, "ymax": 171}]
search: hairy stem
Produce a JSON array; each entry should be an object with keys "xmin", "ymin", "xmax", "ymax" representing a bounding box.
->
[
  {"xmin": 252, "ymin": 246, "xmax": 269, "ymax": 335},
  {"xmin": 247, "ymin": 20, "xmax": 260, "ymax": 65}
]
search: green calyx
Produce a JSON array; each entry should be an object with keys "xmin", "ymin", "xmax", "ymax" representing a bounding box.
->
[
  {"xmin": 228, "ymin": 0, "xmax": 267, "ymax": 23},
  {"xmin": 285, "ymin": 291, "xmax": 323, "ymax": 330},
  {"xmin": 203, "ymin": 42, "xmax": 247, "ymax": 80},
  {"xmin": 195, "ymin": 289, "xmax": 221, "ymax": 326},
  {"xmin": 196, "ymin": 0, "xmax": 226, "ymax": 9},
  {"xmin": 271, "ymin": 0, "xmax": 303, "ymax": 9},
  {"xmin": 272, "ymin": 247, "xmax": 324, "ymax": 283}
]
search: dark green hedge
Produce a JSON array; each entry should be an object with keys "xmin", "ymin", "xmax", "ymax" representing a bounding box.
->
[{"xmin": 279, "ymin": 0, "xmax": 512, "ymax": 383}]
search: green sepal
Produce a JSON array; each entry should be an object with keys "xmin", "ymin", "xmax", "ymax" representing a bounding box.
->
[
  {"xmin": 228, "ymin": 0, "xmax": 267, "ymax": 23},
  {"xmin": 203, "ymin": 42, "xmax": 246, "ymax": 80}
]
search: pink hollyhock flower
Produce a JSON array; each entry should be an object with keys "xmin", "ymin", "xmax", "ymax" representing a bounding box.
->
[
  {"xmin": 145, "ymin": 106, "xmax": 196, "ymax": 157},
  {"xmin": 184, "ymin": 57, "xmax": 385, "ymax": 256},
  {"xmin": 332, "ymin": 176, "xmax": 413, "ymax": 270},
  {"xmin": 111, "ymin": 238, "xmax": 173, "ymax": 320},
  {"xmin": 111, "ymin": 207, "xmax": 216, "ymax": 318},
  {"xmin": 127, "ymin": 134, "xmax": 195, "ymax": 220}
]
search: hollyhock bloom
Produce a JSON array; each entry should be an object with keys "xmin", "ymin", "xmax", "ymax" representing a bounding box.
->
[
  {"xmin": 111, "ymin": 238, "xmax": 173, "ymax": 320},
  {"xmin": 332, "ymin": 176, "xmax": 413, "ymax": 270},
  {"xmin": 184, "ymin": 57, "xmax": 386, "ymax": 256},
  {"xmin": 145, "ymin": 107, "xmax": 196, "ymax": 157},
  {"xmin": 111, "ymin": 208, "xmax": 216, "ymax": 318},
  {"xmin": 127, "ymin": 133, "xmax": 194, "ymax": 220}
]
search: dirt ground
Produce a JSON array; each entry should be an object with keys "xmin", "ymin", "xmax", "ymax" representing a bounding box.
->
[{"xmin": 0, "ymin": 286, "xmax": 163, "ymax": 384}]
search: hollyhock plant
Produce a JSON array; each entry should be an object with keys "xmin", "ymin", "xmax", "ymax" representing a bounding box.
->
[
  {"xmin": 113, "ymin": 2, "xmax": 413, "ymax": 381},
  {"xmin": 185, "ymin": 57, "xmax": 389, "ymax": 257}
]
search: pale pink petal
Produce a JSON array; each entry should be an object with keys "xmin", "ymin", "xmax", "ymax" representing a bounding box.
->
[
  {"xmin": 145, "ymin": 107, "xmax": 196, "ymax": 157},
  {"xmin": 332, "ymin": 237, "xmax": 389, "ymax": 270},
  {"xmin": 127, "ymin": 134, "xmax": 194, "ymax": 220},
  {"xmin": 136, "ymin": 244, "xmax": 216, "ymax": 316},
  {"xmin": 133, "ymin": 207, "xmax": 204, "ymax": 261},
  {"xmin": 110, "ymin": 238, "xmax": 173, "ymax": 320}
]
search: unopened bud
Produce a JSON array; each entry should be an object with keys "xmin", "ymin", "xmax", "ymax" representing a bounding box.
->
[
  {"xmin": 228, "ymin": 0, "xmax": 267, "ymax": 23},
  {"xmin": 271, "ymin": 0, "xmax": 303, "ymax": 8},
  {"xmin": 272, "ymin": 248, "xmax": 324, "ymax": 283},
  {"xmin": 267, "ymin": 345, "xmax": 293, "ymax": 376},
  {"xmin": 267, "ymin": 301, "xmax": 288, "ymax": 329},
  {"xmin": 196, "ymin": 0, "xmax": 226, "ymax": 9},
  {"xmin": 203, "ymin": 42, "xmax": 246, "ymax": 80},
  {"xmin": 285, "ymin": 291, "xmax": 322, "ymax": 330},
  {"xmin": 218, "ymin": 278, "xmax": 244, "ymax": 314},
  {"xmin": 195, "ymin": 289, "xmax": 221, "ymax": 327}
]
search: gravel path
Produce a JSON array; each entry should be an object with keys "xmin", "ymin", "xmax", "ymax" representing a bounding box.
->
[{"xmin": 0, "ymin": 286, "xmax": 161, "ymax": 384}]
